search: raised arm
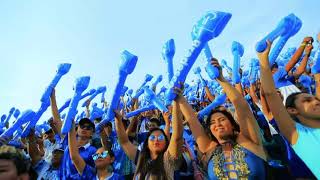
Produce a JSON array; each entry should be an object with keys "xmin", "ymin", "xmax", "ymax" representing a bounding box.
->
[
  {"xmin": 257, "ymin": 40, "xmax": 297, "ymax": 144},
  {"xmin": 68, "ymin": 122, "xmax": 86, "ymax": 175},
  {"xmin": 162, "ymin": 111, "xmax": 171, "ymax": 141},
  {"xmin": 315, "ymin": 74, "xmax": 320, "ymax": 100},
  {"xmin": 114, "ymin": 111, "xmax": 137, "ymax": 161},
  {"xmin": 177, "ymin": 89, "xmax": 216, "ymax": 153},
  {"xmin": 249, "ymin": 82, "xmax": 260, "ymax": 105},
  {"xmin": 50, "ymin": 89, "xmax": 62, "ymax": 135},
  {"xmin": 27, "ymin": 130, "xmax": 42, "ymax": 165},
  {"xmin": 259, "ymin": 87, "xmax": 273, "ymax": 121},
  {"xmin": 167, "ymin": 96, "xmax": 183, "ymax": 158},
  {"xmin": 211, "ymin": 59, "xmax": 263, "ymax": 146},
  {"xmin": 85, "ymin": 100, "xmax": 91, "ymax": 118},
  {"xmin": 285, "ymin": 37, "xmax": 313, "ymax": 72},
  {"xmin": 294, "ymin": 43, "xmax": 313, "ymax": 77},
  {"xmin": 204, "ymin": 86, "xmax": 215, "ymax": 102}
]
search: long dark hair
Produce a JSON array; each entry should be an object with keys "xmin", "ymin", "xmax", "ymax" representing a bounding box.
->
[
  {"xmin": 134, "ymin": 128, "xmax": 170, "ymax": 180},
  {"xmin": 205, "ymin": 109, "xmax": 240, "ymax": 144}
]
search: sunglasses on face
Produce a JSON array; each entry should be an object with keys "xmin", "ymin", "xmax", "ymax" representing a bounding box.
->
[
  {"xmin": 80, "ymin": 124, "xmax": 93, "ymax": 130},
  {"xmin": 148, "ymin": 134, "xmax": 165, "ymax": 141},
  {"xmin": 92, "ymin": 151, "xmax": 109, "ymax": 161}
]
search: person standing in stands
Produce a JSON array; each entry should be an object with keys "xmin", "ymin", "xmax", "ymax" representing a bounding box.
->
[{"xmin": 258, "ymin": 40, "xmax": 320, "ymax": 178}]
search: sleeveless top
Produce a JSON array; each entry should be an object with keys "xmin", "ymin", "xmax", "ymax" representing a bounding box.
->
[
  {"xmin": 207, "ymin": 143, "xmax": 265, "ymax": 180},
  {"xmin": 292, "ymin": 123, "xmax": 320, "ymax": 179}
]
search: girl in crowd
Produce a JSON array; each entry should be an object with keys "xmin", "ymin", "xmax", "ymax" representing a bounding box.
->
[
  {"xmin": 115, "ymin": 88, "xmax": 184, "ymax": 180},
  {"xmin": 178, "ymin": 58, "xmax": 267, "ymax": 179}
]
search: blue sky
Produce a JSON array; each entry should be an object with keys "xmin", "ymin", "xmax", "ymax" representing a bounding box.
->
[{"xmin": 0, "ymin": 0, "xmax": 319, "ymax": 123}]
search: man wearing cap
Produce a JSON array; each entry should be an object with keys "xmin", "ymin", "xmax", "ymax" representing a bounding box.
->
[{"xmin": 61, "ymin": 118, "xmax": 97, "ymax": 179}]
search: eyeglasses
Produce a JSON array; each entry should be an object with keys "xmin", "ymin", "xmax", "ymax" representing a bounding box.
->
[
  {"xmin": 148, "ymin": 134, "xmax": 165, "ymax": 141},
  {"xmin": 92, "ymin": 151, "xmax": 109, "ymax": 161},
  {"xmin": 80, "ymin": 124, "xmax": 93, "ymax": 131}
]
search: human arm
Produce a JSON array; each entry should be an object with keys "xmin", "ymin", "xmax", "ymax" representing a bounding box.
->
[
  {"xmin": 176, "ymin": 90, "xmax": 216, "ymax": 153},
  {"xmin": 285, "ymin": 37, "xmax": 313, "ymax": 72},
  {"xmin": 163, "ymin": 111, "xmax": 171, "ymax": 141},
  {"xmin": 50, "ymin": 89, "xmax": 62, "ymax": 136},
  {"xmin": 204, "ymin": 86, "xmax": 215, "ymax": 102},
  {"xmin": 257, "ymin": 40, "xmax": 298, "ymax": 144},
  {"xmin": 114, "ymin": 111, "xmax": 138, "ymax": 161},
  {"xmin": 167, "ymin": 92, "xmax": 184, "ymax": 158},
  {"xmin": 68, "ymin": 122, "xmax": 86, "ymax": 175},
  {"xmin": 294, "ymin": 43, "xmax": 313, "ymax": 77},
  {"xmin": 211, "ymin": 59, "xmax": 263, "ymax": 146}
]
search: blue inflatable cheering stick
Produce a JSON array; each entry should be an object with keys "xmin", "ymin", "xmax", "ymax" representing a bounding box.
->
[
  {"xmin": 0, "ymin": 114, "xmax": 6, "ymax": 124},
  {"xmin": 61, "ymin": 76, "xmax": 91, "ymax": 134},
  {"xmin": 121, "ymin": 86, "xmax": 129, "ymax": 97},
  {"xmin": 97, "ymin": 50, "xmax": 138, "ymax": 132},
  {"xmin": 40, "ymin": 63, "xmax": 72, "ymax": 103},
  {"xmin": 157, "ymin": 86, "xmax": 167, "ymax": 96},
  {"xmin": 193, "ymin": 67, "xmax": 207, "ymax": 86},
  {"xmin": 220, "ymin": 59, "xmax": 232, "ymax": 75},
  {"xmin": 256, "ymin": 14, "xmax": 302, "ymax": 66},
  {"xmin": 81, "ymin": 86, "xmax": 106, "ymax": 107},
  {"xmin": 80, "ymin": 89, "xmax": 96, "ymax": 100},
  {"xmin": 198, "ymin": 93, "xmax": 227, "ymax": 118},
  {"xmin": 58, "ymin": 98, "xmax": 72, "ymax": 114},
  {"xmin": 231, "ymin": 41, "xmax": 244, "ymax": 84},
  {"xmin": 4, "ymin": 107, "xmax": 15, "ymax": 125},
  {"xmin": 0, "ymin": 110, "xmax": 35, "ymax": 142},
  {"xmin": 165, "ymin": 11, "xmax": 232, "ymax": 102},
  {"xmin": 152, "ymin": 75, "xmax": 163, "ymax": 89},
  {"xmin": 137, "ymin": 74, "xmax": 153, "ymax": 93},
  {"xmin": 21, "ymin": 98, "xmax": 51, "ymax": 138},
  {"xmin": 269, "ymin": 14, "xmax": 302, "ymax": 66},
  {"xmin": 143, "ymin": 87, "xmax": 168, "ymax": 112},
  {"xmin": 13, "ymin": 109, "xmax": 20, "ymax": 120},
  {"xmin": 125, "ymin": 105, "xmax": 156, "ymax": 119},
  {"xmin": 162, "ymin": 39, "xmax": 175, "ymax": 82}
]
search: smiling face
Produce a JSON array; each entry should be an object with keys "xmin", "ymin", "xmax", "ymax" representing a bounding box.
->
[
  {"xmin": 209, "ymin": 112, "xmax": 235, "ymax": 142},
  {"xmin": 288, "ymin": 93, "xmax": 320, "ymax": 121},
  {"xmin": 147, "ymin": 130, "xmax": 167, "ymax": 154}
]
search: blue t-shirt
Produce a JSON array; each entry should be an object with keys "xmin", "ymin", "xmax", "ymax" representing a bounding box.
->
[
  {"xmin": 273, "ymin": 67, "xmax": 293, "ymax": 88},
  {"xmin": 82, "ymin": 164, "xmax": 124, "ymax": 180},
  {"xmin": 61, "ymin": 143, "xmax": 97, "ymax": 180}
]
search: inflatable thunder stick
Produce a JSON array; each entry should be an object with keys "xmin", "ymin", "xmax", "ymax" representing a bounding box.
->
[
  {"xmin": 80, "ymin": 89, "xmax": 96, "ymax": 100},
  {"xmin": 21, "ymin": 99, "xmax": 51, "ymax": 138},
  {"xmin": 61, "ymin": 76, "xmax": 91, "ymax": 134},
  {"xmin": 40, "ymin": 63, "xmax": 72, "ymax": 103},
  {"xmin": 256, "ymin": 14, "xmax": 302, "ymax": 66},
  {"xmin": 0, "ymin": 110, "xmax": 35, "ymax": 141},
  {"xmin": 143, "ymin": 87, "xmax": 168, "ymax": 112},
  {"xmin": 13, "ymin": 109, "xmax": 20, "ymax": 119},
  {"xmin": 165, "ymin": 11, "xmax": 232, "ymax": 102},
  {"xmin": 197, "ymin": 93, "xmax": 227, "ymax": 118},
  {"xmin": 4, "ymin": 107, "xmax": 15, "ymax": 125},
  {"xmin": 162, "ymin": 39, "xmax": 175, "ymax": 82},
  {"xmin": 125, "ymin": 105, "xmax": 156, "ymax": 119},
  {"xmin": 81, "ymin": 86, "xmax": 106, "ymax": 107},
  {"xmin": 193, "ymin": 67, "xmax": 207, "ymax": 86},
  {"xmin": 97, "ymin": 50, "xmax": 138, "ymax": 131},
  {"xmin": 121, "ymin": 86, "xmax": 129, "ymax": 97},
  {"xmin": 152, "ymin": 75, "xmax": 163, "ymax": 89},
  {"xmin": 231, "ymin": 41, "xmax": 244, "ymax": 84}
]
